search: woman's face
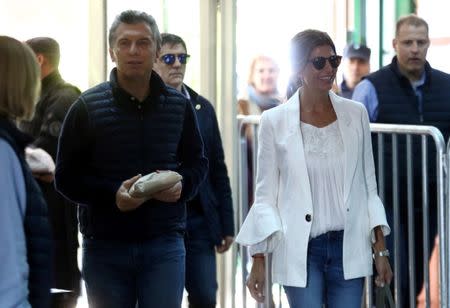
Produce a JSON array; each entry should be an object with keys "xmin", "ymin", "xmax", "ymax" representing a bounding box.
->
[
  {"xmin": 300, "ymin": 44, "xmax": 339, "ymax": 92},
  {"xmin": 251, "ymin": 58, "xmax": 279, "ymax": 95}
]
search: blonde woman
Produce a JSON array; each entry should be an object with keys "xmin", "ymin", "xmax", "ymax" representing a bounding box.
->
[{"xmin": 0, "ymin": 36, "xmax": 52, "ymax": 307}]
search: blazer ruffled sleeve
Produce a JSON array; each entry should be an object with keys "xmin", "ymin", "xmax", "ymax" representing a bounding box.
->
[
  {"xmin": 360, "ymin": 106, "xmax": 391, "ymax": 242},
  {"xmin": 236, "ymin": 111, "xmax": 283, "ymax": 252}
]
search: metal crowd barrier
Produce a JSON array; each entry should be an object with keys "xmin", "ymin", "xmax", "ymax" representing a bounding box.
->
[{"xmin": 235, "ymin": 115, "xmax": 449, "ymax": 308}]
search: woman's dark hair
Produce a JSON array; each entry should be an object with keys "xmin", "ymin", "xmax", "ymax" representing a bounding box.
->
[{"xmin": 286, "ymin": 29, "xmax": 336, "ymax": 99}]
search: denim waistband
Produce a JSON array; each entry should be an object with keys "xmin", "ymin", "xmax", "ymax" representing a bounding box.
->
[{"xmin": 311, "ymin": 230, "xmax": 344, "ymax": 241}]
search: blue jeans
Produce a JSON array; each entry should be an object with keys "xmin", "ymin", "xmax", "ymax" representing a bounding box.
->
[
  {"xmin": 82, "ymin": 232, "xmax": 185, "ymax": 308},
  {"xmin": 185, "ymin": 215, "xmax": 217, "ymax": 308},
  {"xmin": 283, "ymin": 231, "xmax": 364, "ymax": 308}
]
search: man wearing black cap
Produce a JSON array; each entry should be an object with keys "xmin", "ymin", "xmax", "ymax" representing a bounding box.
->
[{"xmin": 338, "ymin": 43, "xmax": 371, "ymax": 99}]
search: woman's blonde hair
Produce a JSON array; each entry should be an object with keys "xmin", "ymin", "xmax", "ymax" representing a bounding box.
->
[
  {"xmin": 247, "ymin": 55, "xmax": 279, "ymax": 86},
  {"xmin": 0, "ymin": 36, "xmax": 41, "ymax": 120}
]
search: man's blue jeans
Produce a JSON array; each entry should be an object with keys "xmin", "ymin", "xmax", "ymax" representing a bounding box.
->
[
  {"xmin": 82, "ymin": 232, "xmax": 185, "ymax": 308},
  {"xmin": 283, "ymin": 231, "xmax": 364, "ymax": 308},
  {"xmin": 185, "ymin": 214, "xmax": 218, "ymax": 308}
]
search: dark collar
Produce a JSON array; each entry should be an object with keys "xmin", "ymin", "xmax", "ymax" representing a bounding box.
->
[
  {"xmin": 390, "ymin": 56, "xmax": 431, "ymax": 87},
  {"xmin": 183, "ymin": 84, "xmax": 199, "ymax": 101},
  {"xmin": 109, "ymin": 68, "xmax": 169, "ymax": 109},
  {"xmin": 41, "ymin": 70, "xmax": 64, "ymax": 95}
]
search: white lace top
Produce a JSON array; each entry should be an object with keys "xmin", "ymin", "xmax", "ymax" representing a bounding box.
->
[{"xmin": 301, "ymin": 120, "xmax": 346, "ymax": 238}]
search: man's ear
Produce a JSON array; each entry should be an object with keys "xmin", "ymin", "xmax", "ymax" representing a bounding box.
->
[
  {"xmin": 392, "ymin": 38, "xmax": 397, "ymax": 51},
  {"xmin": 109, "ymin": 48, "xmax": 116, "ymax": 63},
  {"xmin": 36, "ymin": 54, "xmax": 45, "ymax": 67},
  {"xmin": 154, "ymin": 50, "xmax": 160, "ymax": 63}
]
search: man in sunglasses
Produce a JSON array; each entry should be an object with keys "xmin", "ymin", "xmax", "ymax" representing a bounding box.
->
[
  {"xmin": 338, "ymin": 43, "xmax": 371, "ymax": 99},
  {"xmin": 353, "ymin": 14, "xmax": 450, "ymax": 307},
  {"xmin": 154, "ymin": 33, "xmax": 234, "ymax": 308},
  {"xmin": 54, "ymin": 11, "xmax": 207, "ymax": 308}
]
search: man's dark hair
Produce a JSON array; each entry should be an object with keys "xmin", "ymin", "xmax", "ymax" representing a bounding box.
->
[
  {"xmin": 160, "ymin": 33, "xmax": 187, "ymax": 52},
  {"xmin": 26, "ymin": 37, "xmax": 60, "ymax": 68},
  {"xmin": 109, "ymin": 10, "xmax": 161, "ymax": 51}
]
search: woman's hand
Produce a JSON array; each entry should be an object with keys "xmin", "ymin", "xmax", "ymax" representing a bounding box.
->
[
  {"xmin": 374, "ymin": 255, "xmax": 393, "ymax": 287},
  {"xmin": 372, "ymin": 225, "xmax": 393, "ymax": 287},
  {"xmin": 246, "ymin": 257, "xmax": 266, "ymax": 302}
]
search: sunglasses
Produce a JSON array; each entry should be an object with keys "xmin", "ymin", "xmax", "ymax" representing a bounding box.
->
[
  {"xmin": 160, "ymin": 53, "xmax": 190, "ymax": 65},
  {"xmin": 308, "ymin": 55, "xmax": 342, "ymax": 70}
]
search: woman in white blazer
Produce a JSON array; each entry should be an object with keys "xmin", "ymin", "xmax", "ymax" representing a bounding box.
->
[{"xmin": 236, "ymin": 30, "xmax": 393, "ymax": 307}]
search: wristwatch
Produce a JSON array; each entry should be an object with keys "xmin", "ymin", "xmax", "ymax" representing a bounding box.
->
[{"xmin": 373, "ymin": 249, "xmax": 390, "ymax": 259}]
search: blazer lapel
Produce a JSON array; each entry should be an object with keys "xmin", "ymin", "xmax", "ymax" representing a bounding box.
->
[
  {"xmin": 329, "ymin": 92, "xmax": 358, "ymax": 204},
  {"xmin": 286, "ymin": 89, "xmax": 314, "ymax": 209}
]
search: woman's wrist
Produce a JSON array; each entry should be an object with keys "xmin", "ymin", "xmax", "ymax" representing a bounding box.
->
[
  {"xmin": 252, "ymin": 253, "xmax": 265, "ymax": 259},
  {"xmin": 372, "ymin": 249, "xmax": 390, "ymax": 259}
]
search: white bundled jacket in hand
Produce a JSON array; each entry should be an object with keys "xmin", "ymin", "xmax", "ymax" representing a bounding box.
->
[{"xmin": 129, "ymin": 171, "xmax": 183, "ymax": 198}]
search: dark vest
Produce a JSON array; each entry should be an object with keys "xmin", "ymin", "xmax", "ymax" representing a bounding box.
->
[
  {"xmin": 77, "ymin": 79, "xmax": 189, "ymax": 240},
  {"xmin": 366, "ymin": 57, "xmax": 450, "ymax": 134},
  {"xmin": 0, "ymin": 118, "xmax": 52, "ymax": 308},
  {"xmin": 365, "ymin": 58, "xmax": 450, "ymax": 210}
]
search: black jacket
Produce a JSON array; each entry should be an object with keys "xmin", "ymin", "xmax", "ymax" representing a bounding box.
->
[
  {"xmin": 185, "ymin": 85, "xmax": 235, "ymax": 244},
  {"xmin": 20, "ymin": 70, "xmax": 81, "ymax": 294},
  {"xmin": 55, "ymin": 69, "xmax": 208, "ymax": 240}
]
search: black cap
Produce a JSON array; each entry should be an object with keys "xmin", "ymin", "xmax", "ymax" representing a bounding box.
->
[{"xmin": 343, "ymin": 43, "xmax": 371, "ymax": 61}]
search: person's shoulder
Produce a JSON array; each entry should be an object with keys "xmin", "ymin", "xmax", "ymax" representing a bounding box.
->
[
  {"xmin": 0, "ymin": 138, "xmax": 21, "ymax": 171},
  {"xmin": 188, "ymin": 86, "xmax": 214, "ymax": 111},
  {"xmin": 162, "ymin": 85, "xmax": 191, "ymax": 108},
  {"xmin": 82, "ymin": 81, "xmax": 111, "ymax": 95},
  {"xmin": 258, "ymin": 99, "xmax": 290, "ymax": 126},
  {"xmin": 56, "ymin": 82, "xmax": 81, "ymax": 97},
  {"xmin": 331, "ymin": 91, "xmax": 366, "ymax": 113},
  {"xmin": 77, "ymin": 82, "xmax": 112, "ymax": 105},
  {"xmin": 429, "ymin": 66, "xmax": 450, "ymax": 83}
]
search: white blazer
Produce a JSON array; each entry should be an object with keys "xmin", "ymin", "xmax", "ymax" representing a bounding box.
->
[{"xmin": 236, "ymin": 89, "xmax": 390, "ymax": 287}]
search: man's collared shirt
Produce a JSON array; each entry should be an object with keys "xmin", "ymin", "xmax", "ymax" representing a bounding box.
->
[{"xmin": 352, "ymin": 71, "xmax": 426, "ymax": 122}]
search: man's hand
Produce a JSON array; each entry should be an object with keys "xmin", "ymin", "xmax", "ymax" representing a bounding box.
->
[
  {"xmin": 33, "ymin": 172, "xmax": 54, "ymax": 183},
  {"xmin": 216, "ymin": 236, "xmax": 234, "ymax": 253},
  {"xmin": 152, "ymin": 181, "xmax": 182, "ymax": 203},
  {"xmin": 116, "ymin": 175, "xmax": 147, "ymax": 212},
  {"xmin": 374, "ymin": 255, "xmax": 393, "ymax": 287},
  {"xmin": 247, "ymin": 257, "xmax": 265, "ymax": 302}
]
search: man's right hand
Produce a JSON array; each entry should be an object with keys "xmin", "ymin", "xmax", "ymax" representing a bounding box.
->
[
  {"xmin": 152, "ymin": 181, "xmax": 182, "ymax": 203},
  {"xmin": 246, "ymin": 257, "xmax": 266, "ymax": 303},
  {"xmin": 116, "ymin": 174, "xmax": 147, "ymax": 212}
]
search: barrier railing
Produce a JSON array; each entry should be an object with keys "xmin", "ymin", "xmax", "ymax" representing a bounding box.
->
[{"xmin": 236, "ymin": 115, "xmax": 449, "ymax": 308}]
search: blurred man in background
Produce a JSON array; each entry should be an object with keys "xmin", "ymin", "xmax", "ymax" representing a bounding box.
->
[
  {"xmin": 21, "ymin": 37, "xmax": 81, "ymax": 308},
  {"xmin": 338, "ymin": 42, "xmax": 371, "ymax": 99}
]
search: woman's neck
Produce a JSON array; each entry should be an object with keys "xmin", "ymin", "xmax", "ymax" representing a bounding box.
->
[{"xmin": 300, "ymin": 87, "xmax": 331, "ymax": 112}]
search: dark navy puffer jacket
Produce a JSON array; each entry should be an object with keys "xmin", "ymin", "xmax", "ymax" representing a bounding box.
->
[
  {"xmin": 55, "ymin": 70, "xmax": 208, "ymax": 240},
  {"xmin": 0, "ymin": 118, "xmax": 52, "ymax": 308}
]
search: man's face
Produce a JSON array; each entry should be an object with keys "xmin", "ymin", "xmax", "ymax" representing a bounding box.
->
[
  {"xmin": 393, "ymin": 24, "xmax": 429, "ymax": 79},
  {"xmin": 109, "ymin": 22, "xmax": 158, "ymax": 81},
  {"xmin": 343, "ymin": 57, "xmax": 370, "ymax": 88},
  {"xmin": 153, "ymin": 43, "xmax": 187, "ymax": 91}
]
